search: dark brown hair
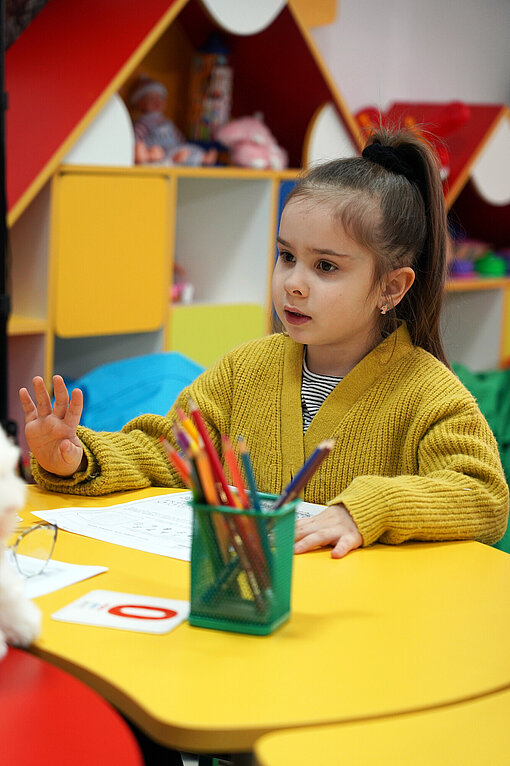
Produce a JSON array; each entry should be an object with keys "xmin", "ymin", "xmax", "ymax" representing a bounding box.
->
[{"xmin": 285, "ymin": 127, "xmax": 449, "ymax": 364}]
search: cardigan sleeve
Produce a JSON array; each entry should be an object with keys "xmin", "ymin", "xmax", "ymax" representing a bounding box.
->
[
  {"xmin": 30, "ymin": 352, "xmax": 235, "ymax": 496},
  {"xmin": 331, "ymin": 397, "xmax": 509, "ymax": 547}
]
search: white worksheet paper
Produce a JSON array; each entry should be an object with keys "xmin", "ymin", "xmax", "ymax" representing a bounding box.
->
[
  {"xmin": 8, "ymin": 552, "xmax": 107, "ymax": 599},
  {"xmin": 33, "ymin": 491, "xmax": 325, "ymax": 562}
]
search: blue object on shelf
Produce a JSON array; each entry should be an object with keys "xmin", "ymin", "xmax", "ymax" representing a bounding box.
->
[{"xmin": 69, "ymin": 352, "xmax": 204, "ymax": 432}]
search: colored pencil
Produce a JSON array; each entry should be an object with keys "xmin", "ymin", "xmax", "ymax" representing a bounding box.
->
[
  {"xmin": 189, "ymin": 399, "xmax": 237, "ymax": 507},
  {"xmin": 172, "ymin": 421, "xmax": 197, "ymax": 456},
  {"xmin": 237, "ymin": 436, "xmax": 262, "ymax": 512},
  {"xmin": 176, "ymin": 407, "xmax": 199, "ymax": 443},
  {"xmin": 222, "ymin": 435, "xmax": 250, "ymax": 509},
  {"xmin": 272, "ymin": 438, "xmax": 336, "ymax": 510},
  {"xmin": 160, "ymin": 434, "xmax": 224, "ymax": 574},
  {"xmin": 190, "ymin": 438, "xmax": 231, "ymax": 561},
  {"xmin": 159, "ymin": 437, "xmax": 191, "ymax": 488},
  {"xmin": 222, "ymin": 435, "xmax": 269, "ymax": 587}
]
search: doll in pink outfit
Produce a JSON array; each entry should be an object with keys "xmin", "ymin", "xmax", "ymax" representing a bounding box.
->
[{"xmin": 130, "ymin": 76, "xmax": 217, "ymax": 166}]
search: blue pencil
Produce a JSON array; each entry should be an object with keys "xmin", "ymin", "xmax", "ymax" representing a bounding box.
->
[
  {"xmin": 237, "ymin": 436, "xmax": 262, "ymax": 512},
  {"xmin": 272, "ymin": 439, "xmax": 336, "ymax": 510}
]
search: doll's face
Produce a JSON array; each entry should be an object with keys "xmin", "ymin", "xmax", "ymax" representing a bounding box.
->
[{"xmin": 137, "ymin": 91, "xmax": 166, "ymax": 113}]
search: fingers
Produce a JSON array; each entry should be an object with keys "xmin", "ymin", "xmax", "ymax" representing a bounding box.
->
[
  {"xmin": 51, "ymin": 375, "xmax": 83, "ymax": 429},
  {"xmin": 18, "ymin": 387, "xmax": 38, "ymax": 423},
  {"xmin": 294, "ymin": 504, "xmax": 363, "ymax": 557},
  {"xmin": 331, "ymin": 532, "xmax": 363, "ymax": 559},
  {"xmin": 31, "ymin": 376, "xmax": 53, "ymax": 417},
  {"xmin": 52, "ymin": 375, "xmax": 69, "ymax": 418},
  {"xmin": 294, "ymin": 526, "xmax": 339, "ymax": 554},
  {"xmin": 64, "ymin": 386, "xmax": 83, "ymax": 431}
]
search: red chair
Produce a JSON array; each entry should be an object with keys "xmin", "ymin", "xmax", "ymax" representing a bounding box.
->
[{"xmin": 0, "ymin": 646, "xmax": 144, "ymax": 766}]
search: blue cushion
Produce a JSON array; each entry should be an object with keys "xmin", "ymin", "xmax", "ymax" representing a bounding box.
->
[{"xmin": 70, "ymin": 352, "xmax": 204, "ymax": 432}]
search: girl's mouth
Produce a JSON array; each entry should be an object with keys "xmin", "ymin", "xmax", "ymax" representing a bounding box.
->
[{"xmin": 284, "ymin": 308, "xmax": 311, "ymax": 326}]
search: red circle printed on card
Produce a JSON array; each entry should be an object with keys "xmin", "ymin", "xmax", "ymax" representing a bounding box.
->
[{"xmin": 108, "ymin": 604, "xmax": 178, "ymax": 620}]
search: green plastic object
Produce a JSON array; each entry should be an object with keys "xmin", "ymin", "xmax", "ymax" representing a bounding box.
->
[
  {"xmin": 474, "ymin": 252, "xmax": 506, "ymax": 277},
  {"xmin": 189, "ymin": 493, "xmax": 297, "ymax": 635}
]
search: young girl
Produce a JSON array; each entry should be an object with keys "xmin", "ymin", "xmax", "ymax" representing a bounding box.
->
[{"xmin": 19, "ymin": 128, "xmax": 509, "ymax": 558}]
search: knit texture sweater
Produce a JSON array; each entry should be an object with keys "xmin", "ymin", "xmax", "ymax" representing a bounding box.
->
[{"xmin": 32, "ymin": 325, "xmax": 509, "ymax": 547}]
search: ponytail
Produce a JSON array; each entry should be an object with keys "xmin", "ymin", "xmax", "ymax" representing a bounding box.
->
[{"xmin": 287, "ymin": 127, "xmax": 450, "ymax": 365}]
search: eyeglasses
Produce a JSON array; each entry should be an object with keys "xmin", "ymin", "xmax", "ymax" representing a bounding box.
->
[{"xmin": 8, "ymin": 522, "xmax": 58, "ymax": 578}]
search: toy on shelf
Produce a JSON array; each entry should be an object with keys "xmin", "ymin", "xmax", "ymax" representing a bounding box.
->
[
  {"xmin": 355, "ymin": 101, "xmax": 471, "ymax": 180},
  {"xmin": 215, "ymin": 114, "xmax": 288, "ymax": 170},
  {"xmin": 171, "ymin": 263, "xmax": 194, "ymax": 305},
  {"xmin": 130, "ymin": 76, "xmax": 217, "ymax": 166},
  {"xmin": 448, "ymin": 237, "xmax": 510, "ymax": 279},
  {"xmin": 188, "ymin": 34, "xmax": 233, "ymax": 144}
]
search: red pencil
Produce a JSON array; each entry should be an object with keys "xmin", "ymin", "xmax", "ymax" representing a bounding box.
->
[
  {"xmin": 159, "ymin": 436, "xmax": 191, "ymax": 488},
  {"xmin": 189, "ymin": 399, "xmax": 236, "ymax": 507}
]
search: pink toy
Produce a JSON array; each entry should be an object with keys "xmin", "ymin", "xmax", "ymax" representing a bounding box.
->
[{"xmin": 215, "ymin": 114, "xmax": 288, "ymax": 170}]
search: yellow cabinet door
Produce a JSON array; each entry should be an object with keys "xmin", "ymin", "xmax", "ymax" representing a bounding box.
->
[{"xmin": 51, "ymin": 170, "xmax": 172, "ymax": 337}]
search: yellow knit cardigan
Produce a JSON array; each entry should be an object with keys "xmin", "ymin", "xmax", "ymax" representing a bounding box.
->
[{"xmin": 33, "ymin": 325, "xmax": 509, "ymax": 547}]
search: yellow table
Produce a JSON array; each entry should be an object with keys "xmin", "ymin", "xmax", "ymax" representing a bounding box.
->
[
  {"xmin": 24, "ymin": 486, "xmax": 510, "ymax": 755},
  {"xmin": 255, "ymin": 687, "xmax": 510, "ymax": 765}
]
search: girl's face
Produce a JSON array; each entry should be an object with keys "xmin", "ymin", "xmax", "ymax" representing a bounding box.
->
[{"xmin": 272, "ymin": 199, "xmax": 383, "ymax": 376}]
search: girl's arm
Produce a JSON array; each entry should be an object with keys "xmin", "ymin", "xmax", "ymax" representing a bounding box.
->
[
  {"xmin": 332, "ymin": 403, "xmax": 509, "ymax": 547},
  {"xmin": 30, "ymin": 354, "xmax": 234, "ymax": 496}
]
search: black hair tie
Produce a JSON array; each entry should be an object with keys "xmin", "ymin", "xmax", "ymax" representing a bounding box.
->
[{"xmin": 362, "ymin": 142, "xmax": 417, "ymax": 184}]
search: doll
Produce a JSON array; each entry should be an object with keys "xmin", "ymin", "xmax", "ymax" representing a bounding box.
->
[
  {"xmin": 0, "ymin": 427, "xmax": 41, "ymax": 660},
  {"xmin": 130, "ymin": 76, "xmax": 217, "ymax": 166}
]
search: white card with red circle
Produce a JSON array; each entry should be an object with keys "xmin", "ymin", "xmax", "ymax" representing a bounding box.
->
[{"xmin": 52, "ymin": 590, "xmax": 190, "ymax": 634}]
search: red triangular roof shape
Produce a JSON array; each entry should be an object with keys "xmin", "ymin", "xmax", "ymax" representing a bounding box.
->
[{"xmin": 5, "ymin": 0, "xmax": 181, "ymax": 224}]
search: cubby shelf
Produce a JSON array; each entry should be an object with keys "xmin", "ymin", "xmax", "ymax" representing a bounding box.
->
[
  {"xmin": 7, "ymin": 315, "xmax": 48, "ymax": 336},
  {"xmin": 446, "ymin": 278, "xmax": 510, "ymax": 293}
]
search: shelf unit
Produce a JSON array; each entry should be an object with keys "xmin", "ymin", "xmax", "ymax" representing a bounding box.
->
[
  {"xmin": 5, "ymin": 0, "xmax": 358, "ymax": 457},
  {"xmin": 5, "ymin": 1, "xmax": 509, "ymax": 459}
]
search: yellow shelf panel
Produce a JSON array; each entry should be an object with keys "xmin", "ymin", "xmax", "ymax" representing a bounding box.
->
[
  {"xmin": 52, "ymin": 171, "xmax": 173, "ymax": 337},
  {"xmin": 8, "ymin": 314, "xmax": 48, "ymax": 336},
  {"xmin": 59, "ymin": 164, "xmax": 301, "ymax": 182},
  {"xmin": 446, "ymin": 277, "xmax": 510, "ymax": 292},
  {"xmin": 168, "ymin": 303, "xmax": 266, "ymax": 367}
]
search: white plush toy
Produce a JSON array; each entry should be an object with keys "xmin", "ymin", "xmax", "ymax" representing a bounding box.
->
[{"xmin": 0, "ymin": 427, "xmax": 41, "ymax": 660}]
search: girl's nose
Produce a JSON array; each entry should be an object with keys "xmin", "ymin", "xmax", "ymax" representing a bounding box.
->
[{"xmin": 284, "ymin": 269, "xmax": 308, "ymax": 297}]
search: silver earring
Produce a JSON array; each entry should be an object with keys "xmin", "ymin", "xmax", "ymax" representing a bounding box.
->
[{"xmin": 380, "ymin": 304, "xmax": 389, "ymax": 315}]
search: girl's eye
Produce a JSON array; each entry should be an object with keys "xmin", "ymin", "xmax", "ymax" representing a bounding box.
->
[
  {"xmin": 279, "ymin": 250, "xmax": 295, "ymax": 264},
  {"xmin": 317, "ymin": 260, "xmax": 337, "ymax": 273}
]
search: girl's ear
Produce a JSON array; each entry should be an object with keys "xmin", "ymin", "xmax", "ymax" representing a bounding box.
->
[{"xmin": 381, "ymin": 267, "xmax": 415, "ymax": 309}]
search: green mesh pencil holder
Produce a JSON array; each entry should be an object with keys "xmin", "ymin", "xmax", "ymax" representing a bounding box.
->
[{"xmin": 189, "ymin": 493, "xmax": 297, "ymax": 635}]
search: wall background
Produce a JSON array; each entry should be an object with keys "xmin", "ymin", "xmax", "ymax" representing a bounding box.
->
[{"xmin": 311, "ymin": 0, "xmax": 510, "ymax": 113}]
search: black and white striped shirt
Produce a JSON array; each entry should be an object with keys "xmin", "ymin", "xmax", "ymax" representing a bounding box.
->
[{"xmin": 301, "ymin": 352, "xmax": 343, "ymax": 432}]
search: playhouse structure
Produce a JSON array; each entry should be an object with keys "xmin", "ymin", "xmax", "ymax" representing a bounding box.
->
[{"xmin": 5, "ymin": 0, "xmax": 510, "ymax": 457}]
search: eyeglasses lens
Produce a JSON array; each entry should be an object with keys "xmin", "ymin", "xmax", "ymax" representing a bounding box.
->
[{"xmin": 15, "ymin": 524, "xmax": 56, "ymax": 577}]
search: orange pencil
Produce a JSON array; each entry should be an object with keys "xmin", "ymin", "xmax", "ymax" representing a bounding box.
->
[
  {"xmin": 222, "ymin": 435, "xmax": 269, "ymax": 587},
  {"xmin": 190, "ymin": 439, "xmax": 232, "ymax": 561},
  {"xmin": 222, "ymin": 435, "xmax": 250, "ymax": 509},
  {"xmin": 191, "ymin": 439, "xmax": 220, "ymax": 506},
  {"xmin": 159, "ymin": 437, "xmax": 191, "ymax": 488},
  {"xmin": 189, "ymin": 401, "xmax": 267, "ymax": 602},
  {"xmin": 189, "ymin": 399, "xmax": 237, "ymax": 507},
  {"xmin": 176, "ymin": 407, "xmax": 200, "ymax": 443}
]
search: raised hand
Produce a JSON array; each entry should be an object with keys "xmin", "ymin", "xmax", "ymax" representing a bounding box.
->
[{"xmin": 19, "ymin": 375, "xmax": 85, "ymax": 477}]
